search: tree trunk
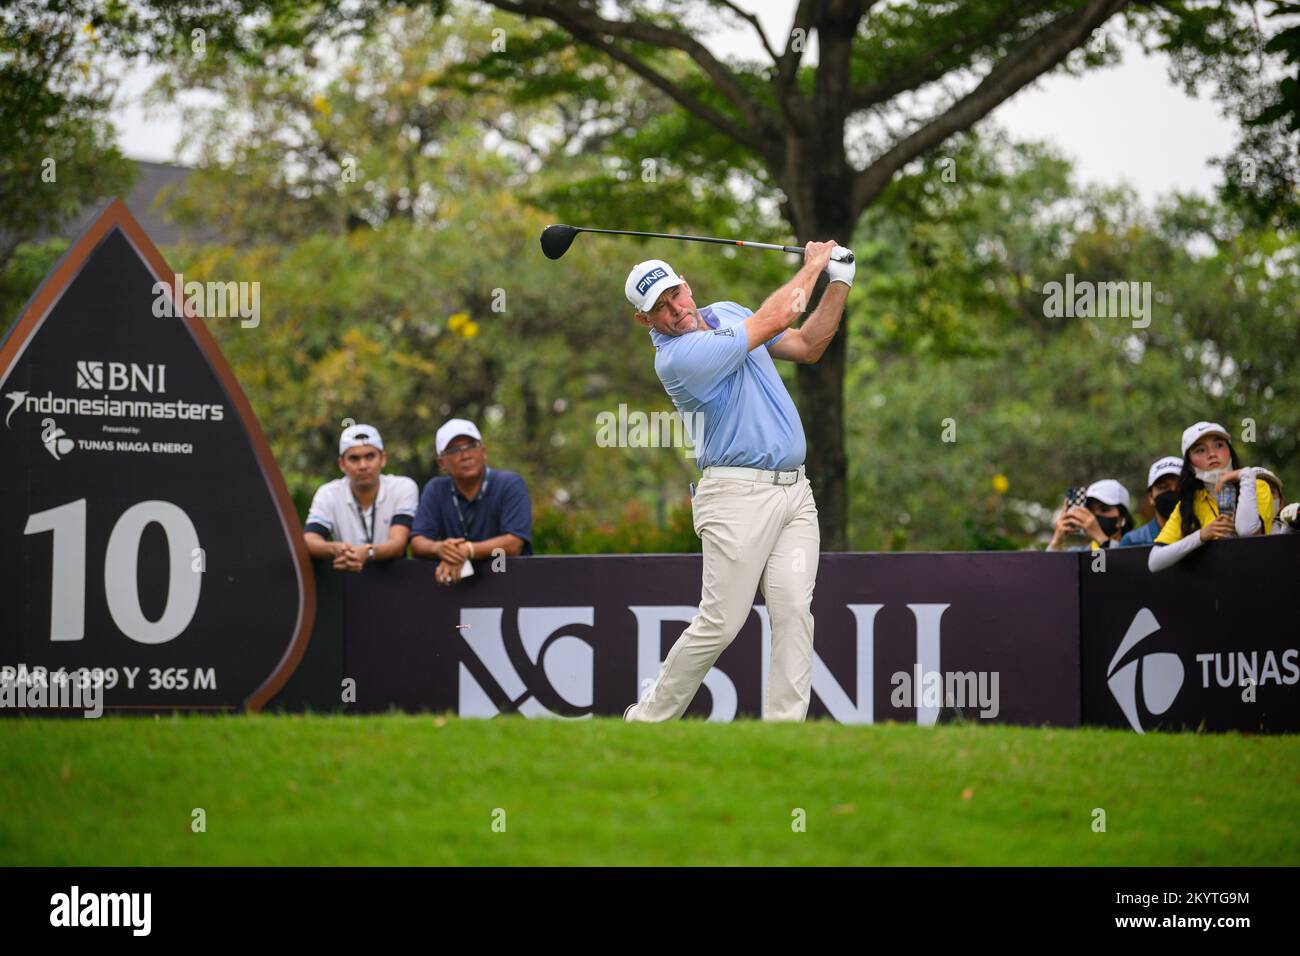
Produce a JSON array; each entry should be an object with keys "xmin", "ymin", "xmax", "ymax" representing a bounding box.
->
[
  {"xmin": 790, "ymin": 200, "xmax": 854, "ymax": 552},
  {"xmin": 796, "ymin": 277, "xmax": 849, "ymax": 551}
]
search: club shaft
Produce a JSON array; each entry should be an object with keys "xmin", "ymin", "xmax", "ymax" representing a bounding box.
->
[{"xmin": 574, "ymin": 227, "xmax": 852, "ymax": 263}]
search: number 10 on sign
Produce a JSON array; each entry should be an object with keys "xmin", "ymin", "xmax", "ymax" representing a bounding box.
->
[{"xmin": 23, "ymin": 499, "xmax": 202, "ymax": 645}]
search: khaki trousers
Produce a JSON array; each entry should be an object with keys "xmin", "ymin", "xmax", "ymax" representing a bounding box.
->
[{"xmin": 626, "ymin": 474, "xmax": 819, "ymax": 721}]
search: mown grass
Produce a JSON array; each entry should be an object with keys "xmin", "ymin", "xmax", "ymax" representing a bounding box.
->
[{"xmin": 1, "ymin": 715, "xmax": 1296, "ymax": 866}]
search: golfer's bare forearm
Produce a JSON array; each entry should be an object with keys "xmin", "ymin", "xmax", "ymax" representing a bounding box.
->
[
  {"xmin": 744, "ymin": 260, "xmax": 826, "ymax": 350},
  {"xmin": 794, "ymin": 282, "xmax": 848, "ymax": 363}
]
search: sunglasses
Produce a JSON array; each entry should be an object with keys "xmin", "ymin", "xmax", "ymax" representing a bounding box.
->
[{"xmin": 442, "ymin": 440, "xmax": 482, "ymax": 457}]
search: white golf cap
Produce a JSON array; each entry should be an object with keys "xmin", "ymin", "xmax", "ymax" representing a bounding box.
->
[
  {"xmin": 436, "ymin": 418, "xmax": 482, "ymax": 456},
  {"xmin": 1146, "ymin": 456, "xmax": 1184, "ymax": 489},
  {"xmin": 1084, "ymin": 479, "xmax": 1130, "ymax": 510},
  {"xmin": 626, "ymin": 259, "xmax": 684, "ymax": 313},
  {"xmin": 1181, "ymin": 421, "xmax": 1231, "ymax": 457},
  {"xmin": 339, "ymin": 423, "xmax": 383, "ymax": 456}
]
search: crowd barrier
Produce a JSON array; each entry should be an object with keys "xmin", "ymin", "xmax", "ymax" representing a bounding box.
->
[{"xmin": 269, "ymin": 533, "xmax": 1300, "ymax": 732}]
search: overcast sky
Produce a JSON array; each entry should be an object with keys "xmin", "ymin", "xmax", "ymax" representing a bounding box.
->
[{"xmin": 113, "ymin": 1, "xmax": 1240, "ymax": 205}]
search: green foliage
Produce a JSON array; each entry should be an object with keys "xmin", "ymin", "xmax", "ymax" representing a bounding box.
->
[
  {"xmin": 5, "ymin": 7, "xmax": 1296, "ymax": 556},
  {"xmin": 0, "ymin": 1, "xmax": 136, "ymax": 264},
  {"xmin": 164, "ymin": 189, "xmax": 784, "ymax": 542},
  {"xmin": 845, "ymin": 133, "xmax": 1300, "ymax": 551},
  {"xmin": 533, "ymin": 497, "xmax": 700, "ymax": 555},
  {"xmin": 0, "ymin": 238, "xmax": 67, "ymax": 338}
]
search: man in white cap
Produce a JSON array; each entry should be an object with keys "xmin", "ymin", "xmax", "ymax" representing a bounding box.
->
[
  {"xmin": 1047, "ymin": 478, "xmax": 1133, "ymax": 551},
  {"xmin": 1118, "ymin": 456, "xmax": 1184, "ymax": 547},
  {"xmin": 304, "ymin": 424, "xmax": 419, "ymax": 572},
  {"xmin": 622, "ymin": 240, "xmax": 853, "ymax": 721},
  {"xmin": 410, "ymin": 417, "xmax": 533, "ymax": 585}
]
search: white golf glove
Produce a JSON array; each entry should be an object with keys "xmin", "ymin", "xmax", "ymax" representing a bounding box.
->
[{"xmin": 826, "ymin": 247, "xmax": 855, "ymax": 288}]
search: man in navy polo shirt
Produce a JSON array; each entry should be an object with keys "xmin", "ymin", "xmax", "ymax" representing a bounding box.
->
[{"xmin": 410, "ymin": 418, "xmax": 533, "ymax": 585}]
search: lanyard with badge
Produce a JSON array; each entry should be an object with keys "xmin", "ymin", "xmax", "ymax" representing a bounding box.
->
[
  {"xmin": 351, "ymin": 488, "xmax": 377, "ymax": 545},
  {"xmin": 448, "ymin": 468, "xmax": 488, "ymax": 580},
  {"xmin": 451, "ymin": 467, "xmax": 490, "ymax": 540}
]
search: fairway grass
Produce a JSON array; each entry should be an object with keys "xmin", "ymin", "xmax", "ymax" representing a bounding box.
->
[{"xmin": 1, "ymin": 715, "xmax": 1296, "ymax": 866}]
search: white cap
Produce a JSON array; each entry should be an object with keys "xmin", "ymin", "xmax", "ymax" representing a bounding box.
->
[
  {"xmin": 1084, "ymin": 479, "xmax": 1130, "ymax": 510},
  {"xmin": 625, "ymin": 259, "xmax": 684, "ymax": 313},
  {"xmin": 436, "ymin": 418, "xmax": 482, "ymax": 456},
  {"xmin": 1146, "ymin": 456, "xmax": 1183, "ymax": 489},
  {"xmin": 339, "ymin": 423, "xmax": 383, "ymax": 456},
  {"xmin": 1181, "ymin": 421, "xmax": 1231, "ymax": 457}
]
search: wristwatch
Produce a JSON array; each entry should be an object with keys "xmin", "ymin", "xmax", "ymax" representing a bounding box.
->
[{"xmin": 367, "ymin": 545, "xmax": 375, "ymax": 560}]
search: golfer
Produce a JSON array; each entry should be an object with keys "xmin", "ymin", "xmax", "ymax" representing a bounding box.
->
[{"xmin": 623, "ymin": 240, "xmax": 853, "ymax": 721}]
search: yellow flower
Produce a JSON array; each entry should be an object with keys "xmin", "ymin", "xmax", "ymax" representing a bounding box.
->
[
  {"xmin": 448, "ymin": 312, "xmax": 468, "ymax": 332},
  {"xmin": 311, "ymin": 94, "xmax": 332, "ymax": 116},
  {"xmin": 992, "ymin": 474, "xmax": 1009, "ymax": 495},
  {"xmin": 462, "ymin": 320, "xmax": 480, "ymax": 339}
]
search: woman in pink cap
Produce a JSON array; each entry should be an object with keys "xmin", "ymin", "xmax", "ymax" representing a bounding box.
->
[{"xmin": 1148, "ymin": 421, "xmax": 1281, "ymax": 572}]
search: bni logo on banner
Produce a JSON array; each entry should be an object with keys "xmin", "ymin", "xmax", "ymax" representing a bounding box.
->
[{"xmin": 454, "ymin": 603, "xmax": 960, "ymax": 723}]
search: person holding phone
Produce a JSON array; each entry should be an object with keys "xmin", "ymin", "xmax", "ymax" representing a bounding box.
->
[
  {"xmin": 1148, "ymin": 421, "xmax": 1277, "ymax": 572},
  {"xmin": 1046, "ymin": 479, "xmax": 1133, "ymax": 551}
]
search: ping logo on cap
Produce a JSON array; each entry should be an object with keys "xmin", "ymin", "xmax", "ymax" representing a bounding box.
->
[{"xmin": 636, "ymin": 267, "xmax": 668, "ymax": 296}]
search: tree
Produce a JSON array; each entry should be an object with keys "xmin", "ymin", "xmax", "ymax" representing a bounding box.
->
[
  {"xmin": 0, "ymin": 0, "xmax": 135, "ymax": 270},
  {"xmin": 845, "ymin": 132, "xmax": 1300, "ymax": 551},
  {"xmin": 461, "ymin": 0, "xmax": 1280, "ymax": 548},
  {"xmin": 80, "ymin": 0, "xmax": 1293, "ymax": 547},
  {"xmin": 138, "ymin": 8, "xmax": 789, "ymax": 534},
  {"xmin": 1201, "ymin": 1, "xmax": 1300, "ymax": 228}
]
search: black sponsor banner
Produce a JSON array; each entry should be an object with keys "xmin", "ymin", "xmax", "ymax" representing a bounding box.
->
[
  {"xmin": 0, "ymin": 200, "xmax": 313, "ymax": 713},
  {"xmin": 340, "ymin": 551, "xmax": 1080, "ymax": 724},
  {"xmin": 1080, "ymin": 534, "xmax": 1300, "ymax": 733}
]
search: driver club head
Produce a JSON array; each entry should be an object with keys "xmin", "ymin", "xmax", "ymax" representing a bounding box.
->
[{"xmin": 540, "ymin": 224, "xmax": 579, "ymax": 260}]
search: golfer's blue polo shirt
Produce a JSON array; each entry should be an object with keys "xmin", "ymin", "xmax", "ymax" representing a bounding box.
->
[
  {"xmin": 411, "ymin": 467, "xmax": 534, "ymax": 555},
  {"xmin": 650, "ymin": 302, "xmax": 805, "ymax": 470}
]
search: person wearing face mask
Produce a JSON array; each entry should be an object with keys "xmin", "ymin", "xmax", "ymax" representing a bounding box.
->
[
  {"xmin": 1148, "ymin": 421, "xmax": 1280, "ymax": 572},
  {"xmin": 1117, "ymin": 457, "xmax": 1183, "ymax": 548},
  {"xmin": 1046, "ymin": 479, "xmax": 1133, "ymax": 551}
]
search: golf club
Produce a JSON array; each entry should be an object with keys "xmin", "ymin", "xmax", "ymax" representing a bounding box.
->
[{"xmin": 540, "ymin": 224, "xmax": 853, "ymax": 264}]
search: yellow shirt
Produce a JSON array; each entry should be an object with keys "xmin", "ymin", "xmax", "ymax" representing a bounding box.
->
[{"xmin": 1154, "ymin": 480, "xmax": 1275, "ymax": 545}]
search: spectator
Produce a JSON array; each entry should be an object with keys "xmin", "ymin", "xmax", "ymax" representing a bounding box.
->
[
  {"xmin": 1046, "ymin": 479, "xmax": 1133, "ymax": 551},
  {"xmin": 1117, "ymin": 457, "xmax": 1183, "ymax": 547},
  {"xmin": 304, "ymin": 424, "xmax": 418, "ymax": 572},
  {"xmin": 1149, "ymin": 421, "xmax": 1278, "ymax": 572},
  {"xmin": 410, "ymin": 418, "xmax": 533, "ymax": 585}
]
